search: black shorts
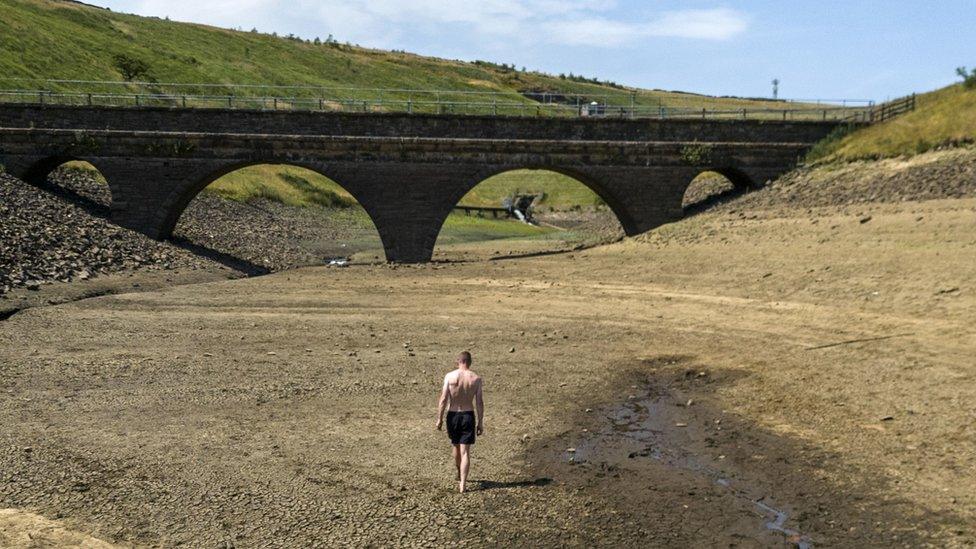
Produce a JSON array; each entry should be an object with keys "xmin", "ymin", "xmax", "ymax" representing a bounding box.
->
[{"xmin": 446, "ymin": 411, "xmax": 476, "ymax": 445}]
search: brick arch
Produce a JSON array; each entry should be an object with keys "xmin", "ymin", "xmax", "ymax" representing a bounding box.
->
[
  {"xmin": 679, "ymin": 165, "xmax": 781, "ymax": 216},
  {"xmin": 19, "ymin": 155, "xmax": 108, "ymax": 188},
  {"xmin": 708, "ymin": 166, "xmax": 760, "ymax": 190},
  {"xmin": 432, "ymin": 165, "xmax": 638, "ymax": 243},
  {"xmin": 15, "ymin": 155, "xmax": 122, "ymax": 213},
  {"xmin": 154, "ymin": 160, "xmax": 382, "ymax": 244}
]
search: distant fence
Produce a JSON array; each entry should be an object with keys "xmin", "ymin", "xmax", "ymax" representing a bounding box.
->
[
  {"xmin": 453, "ymin": 205, "xmax": 510, "ymax": 218},
  {"xmin": 0, "ymin": 89, "xmax": 875, "ymax": 122},
  {"xmin": 865, "ymin": 94, "xmax": 917, "ymax": 123},
  {"xmin": 0, "ymin": 79, "xmax": 879, "ymax": 122}
]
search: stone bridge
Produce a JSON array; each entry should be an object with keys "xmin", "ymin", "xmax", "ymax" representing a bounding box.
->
[{"xmin": 0, "ymin": 104, "xmax": 843, "ymax": 262}]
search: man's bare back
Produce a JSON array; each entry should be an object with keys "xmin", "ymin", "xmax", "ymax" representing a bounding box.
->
[
  {"xmin": 444, "ymin": 369, "xmax": 481, "ymax": 412},
  {"xmin": 435, "ymin": 351, "xmax": 484, "ymax": 493}
]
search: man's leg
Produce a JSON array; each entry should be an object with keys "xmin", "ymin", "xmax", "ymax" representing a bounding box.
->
[
  {"xmin": 452, "ymin": 444, "xmax": 461, "ymax": 480},
  {"xmin": 458, "ymin": 444, "xmax": 471, "ymax": 493}
]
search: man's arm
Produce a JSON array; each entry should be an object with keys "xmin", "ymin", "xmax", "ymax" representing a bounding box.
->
[
  {"xmin": 475, "ymin": 378, "xmax": 485, "ymax": 435},
  {"xmin": 435, "ymin": 375, "xmax": 450, "ymax": 430}
]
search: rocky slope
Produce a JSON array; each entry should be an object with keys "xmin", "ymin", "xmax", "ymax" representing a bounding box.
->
[
  {"xmin": 721, "ymin": 146, "xmax": 976, "ymax": 212},
  {"xmin": 0, "ymin": 172, "xmax": 209, "ymax": 295},
  {"xmin": 0, "ymin": 168, "xmax": 386, "ymax": 296}
]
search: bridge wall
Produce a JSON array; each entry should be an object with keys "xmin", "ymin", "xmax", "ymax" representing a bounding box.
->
[
  {"xmin": 0, "ymin": 105, "xmax": 842, "ymax": 263},
  {"xmin": 0, "ymin": 104, "xmax": 842, "ymax": 143}
]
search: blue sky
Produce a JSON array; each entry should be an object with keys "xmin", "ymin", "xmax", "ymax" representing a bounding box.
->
[{"xmin": 91, "ymin": 1, "xmax": 975, "ymax": 101}]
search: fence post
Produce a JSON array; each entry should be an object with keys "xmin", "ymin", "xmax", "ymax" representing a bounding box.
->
[
  {"xmin": 407, "ymin": 99, "xmax": 412, "ymax": 114},
  {"xmin": 87, "ymin": 93, "xmax": 92, "ymax": 106},
  {"xmin": 135, "ymin": 94, "xmax": 140, "ymax": 107},
  {"xmin": 319, "ymin": 98, "xmax": 324, "ymax": 110},
  {"xmin": 783, "ymin": 110, "xmax": 787, "ymax": 121},
  {"xmin": 630, "ymin": 92, "xmax": 636, "ymax": 119},
  {"xmin": 228, "ymin": 96, "xmax": 233, "ymax": 108},
  {"xmin": 273, "ymin": 97, "xmax": 278, "ymax": 110},
  {"xmin": 39, "ymin": 91, "xmax": 44, "ymax": 104},
  {"xmin": 182, "ymin": 95, "xmax": 187, "ymax": 108},
  {"xmin": 741, "ymin": 108, "xmax": 746, "ymax": 119},
  {"xmin": 823, "ymin": 110, "xmax": 827, "ymax": 121}
]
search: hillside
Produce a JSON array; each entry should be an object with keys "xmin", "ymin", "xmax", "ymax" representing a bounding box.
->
[
  {"xmin": 0, "ymin": 0, "xmax": 840, "ymax": 211},
  {"xmin": 0, "ymin": 0, "xmax": 806, "ymax": 111},
  {"xmin": 808, "ymin": 83, "xmax": 976, "ymax": 162}
]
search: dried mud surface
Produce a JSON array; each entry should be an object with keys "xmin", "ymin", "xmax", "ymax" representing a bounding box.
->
[{"xmin": 1, "ymin": 189, "xmax": 973, "ymax": 546}]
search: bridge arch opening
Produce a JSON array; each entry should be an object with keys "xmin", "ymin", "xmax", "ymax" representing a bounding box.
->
[
  {"xmin": 432, "ymin": 168, "xmax": 625, "ymax": 261},
  {"xmin": 170, "ymin": 163, "xmax": 385, "ymax": 273},
  {"xmin": 20, "ymin": 157, "xmax": 113, "ymax": 218},
  {"xmin": 682, "ymin": 169, "xmax": 757, "ymax": 216}
]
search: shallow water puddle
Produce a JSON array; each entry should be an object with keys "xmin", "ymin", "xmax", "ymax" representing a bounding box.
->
[{"xmin": 564, "ymin": 391, "xmax": 814, "ymax": 548}]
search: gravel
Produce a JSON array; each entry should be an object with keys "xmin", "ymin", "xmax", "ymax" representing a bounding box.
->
[
  {"xmin": 173, "ymin": 194, "xmax": 377, "ymax": 273},
  {"xmin": 0, "ymin": 172, "xmax": 211, "ymax": 295},
  {"xmin": 719, "ymin": 147, "xmax": 976, "ymax": 212},
  {"xmin": 0, "ymin": 168, "xmax": 380, "ymax": 295}
]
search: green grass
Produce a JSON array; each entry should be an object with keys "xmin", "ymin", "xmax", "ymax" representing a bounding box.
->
[
  {"xmin": 458, "ymin": 170, "xmax": 603, "ymax": 209},
  {"xmin": 440, "ymin": 212, "xmax": 555, "ymax": 241},
  {"xmin": 808, "ymin": 84, "xmax": 976, "ymax": 162},
  {"xmin": 1, "ymin": 0, "xmax": 821, "ymax": 112},
  {"xmin": 201, "ymin": 165, "xmax": 355, "ymax": 208}
]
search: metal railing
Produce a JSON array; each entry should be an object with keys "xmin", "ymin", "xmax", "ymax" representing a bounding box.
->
[
  {"xmin": 0, "ymin": 78, "xmax": 878, "ymax": 122},
  {"xmin": 0, "ymin": 89, "xmax": 877, "ymax": 122}
]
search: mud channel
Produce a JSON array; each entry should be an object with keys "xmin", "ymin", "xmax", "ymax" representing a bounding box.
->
[{"xmin": 563, "ymin": 381, "xmax": 811, "ymax": 548}]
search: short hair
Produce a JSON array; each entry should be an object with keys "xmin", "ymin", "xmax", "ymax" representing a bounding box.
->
[{"xmin": 457, "ymin": 351, "xmax": 472, "ymax": 365}]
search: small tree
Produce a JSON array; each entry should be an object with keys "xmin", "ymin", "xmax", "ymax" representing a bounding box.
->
[
  {"xmin": 112, "ymin": 53, "xmax": 151, "ymax": 81},
  {"xmin": 957, "ymin": 67, "xmax": 976, "ymax": 89}
]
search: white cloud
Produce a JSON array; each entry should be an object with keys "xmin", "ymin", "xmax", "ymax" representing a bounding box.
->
[
  {"xmin": 541, "ymin": 8, "xmax": 749, "ymax": 47},
  {"xmin": 97, "ymin": 1, "xmax": 748, "ymax": 49},
  {"xmin": 648, "ymin": 8, "xmax": 749, "ymax": 40}
]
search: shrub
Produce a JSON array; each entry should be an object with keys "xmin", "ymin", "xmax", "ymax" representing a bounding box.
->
[
  {"xmin": 956, "ymin": 67, "xmax": 976, "ymax": 89},
  {"xmin": 112, "ymin": 53, "xmax": 151, "ymax": 81},
  {"xmin": 804, "ymin": 123, "xmax": 858, "ymax": 163},
  {"xmin": 680, "ymin": 144, "xmax": 713, "ymax": 165}
]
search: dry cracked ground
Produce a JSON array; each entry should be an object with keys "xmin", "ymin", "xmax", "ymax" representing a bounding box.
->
[{"xmin": 1, "ymin": 151, "xmax": 975, "ymax": 547}]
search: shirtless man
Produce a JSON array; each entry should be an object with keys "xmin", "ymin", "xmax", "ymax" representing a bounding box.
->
[{"xmin": 435, "ymin": 351, "xmax": 484, "ymax": 493}]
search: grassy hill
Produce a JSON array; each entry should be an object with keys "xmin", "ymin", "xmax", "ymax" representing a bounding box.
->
[
  {"xmin": 0, "ymin": 0, "xmax": 806, "ymax": 111},
  {"xmin": 0, "ymin": 0, "xmax": 859, "ymax": 210},
  {"xmin": 808, "ymin": 83, "xmax": 976, "ymax": 163}
]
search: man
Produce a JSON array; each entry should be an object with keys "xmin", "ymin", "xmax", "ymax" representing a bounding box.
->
[{"xmin": 435, "ymin": 351, "xmax": 484, "ymax": 493}]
